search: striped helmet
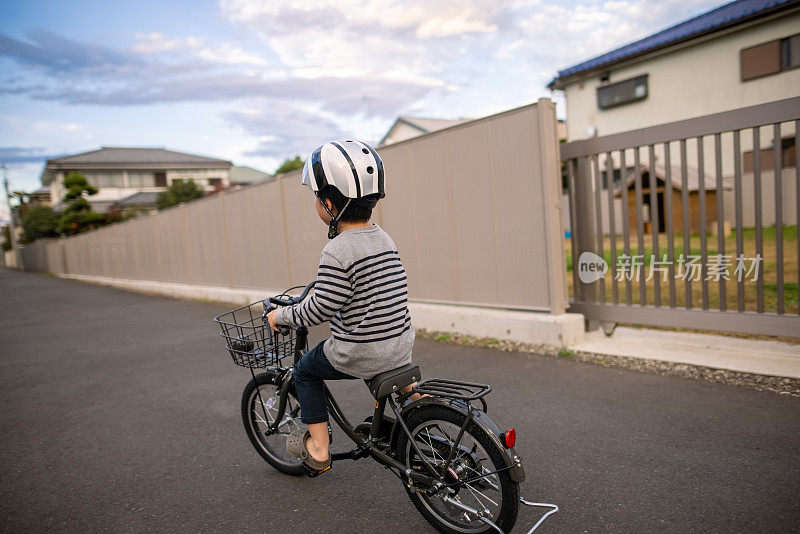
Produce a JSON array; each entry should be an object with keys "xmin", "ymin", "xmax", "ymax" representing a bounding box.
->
[{"xmin": 301, "ymin": 139, "xmax": 385, "ymax": 209}]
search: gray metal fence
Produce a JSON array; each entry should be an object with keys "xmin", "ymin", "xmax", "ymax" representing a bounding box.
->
[{"xmin": 563, "ymin": 96, "xmax": 800, "ymax": 336}]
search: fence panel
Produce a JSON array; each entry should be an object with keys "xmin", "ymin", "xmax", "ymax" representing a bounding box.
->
[
  {"xmin": 224, "ymin": 179, "xmax": 290, "ymax": 289},
  {"xmin": 21, "ymin": 241, "xmax": 47, "ymax": 272}
]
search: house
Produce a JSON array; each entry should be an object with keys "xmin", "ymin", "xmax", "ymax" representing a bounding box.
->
[
  {"xmin": 612, "ymin": 163, "xmax": 726, "ymax": 234},
  {"xmin": 381, "ymin": 115, "xmax": 567, "ymax": 146},
  {"xmin": 229, "ymin": 165, "xmax": 272, "ymax": 186},
  {"xmin": 40, "ymin": 147, "xmax": 233, "ymax": 212},
  {"xmin": 379, "ymin": 116, "xmax": 474, "ymax": 146},
  {"xmin": 549, "ymin": 0, "xmax": 800, "ymax": 142},
  {"xmin": 552, "ymin": 0, "xmax": 799, "ymax": 234},
  {"xmin": 112, "ymin": 192, "xmax": 161, "ymax": 216},
  {"xmin": 28, "ymin": 186, "xmax": 52, "ymax": 206}
]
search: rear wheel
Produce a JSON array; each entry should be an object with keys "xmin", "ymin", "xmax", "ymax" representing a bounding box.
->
[
  {"xmin": 241, "ymin": 372, "xmax": 305, "ymax": 476},
  {"xmin": 395, "ymin": 405, "xmax": 519, "ymax": 534}
]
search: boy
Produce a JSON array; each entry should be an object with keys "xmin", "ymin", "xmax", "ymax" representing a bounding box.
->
[{"xmin": 266, "ymin": 139, "xmax": 415, "ymax": 475}]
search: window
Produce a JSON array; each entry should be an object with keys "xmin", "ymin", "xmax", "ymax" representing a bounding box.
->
[
  {"xmin": 127, "ymin": 172, "xmax": 155, "ymax": 187},
  {"xmin": 84, "ymin": 171, "xmax": 123, "ymax": 188},
  {"xmin": 208, "ymin": 178, "xmax": 222, "ymax": 188},
  {"xmin": 154, "ymin": 172, "xmax": 167, "ymax": 187},
  {"xmin": 597, "ymin": 75, "xmax": 648, "ymax": 110},
  {"xmin": 741, "ymin": 33, "xmax": 800, "ymax": 81},
  {"xmin": 743, "ymin": 136, "xmax": 796, "ymax": 172},
  {"xmin": 782, "ymin": 33, "xmax": 800, "ymax": 70}
]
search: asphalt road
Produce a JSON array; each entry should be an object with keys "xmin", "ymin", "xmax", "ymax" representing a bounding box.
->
[{"xmin": 1, "ymin": 268, "xmax": 798, "ymax": 533}]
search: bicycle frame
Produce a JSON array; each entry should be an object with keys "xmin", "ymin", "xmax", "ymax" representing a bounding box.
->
[{"xmin": 259, "ymin": 324, "xmax": 525, "ymax": 491}]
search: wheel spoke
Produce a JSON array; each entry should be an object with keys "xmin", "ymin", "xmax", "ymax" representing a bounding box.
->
[
  {"xmin": 406, "ymin": 416, "xmax": 506, "ymax": 531},
  {"xmin": 465, "ymin": 483, "xmax": 499, "ymax": 508},
  {"xmin": 246, "ymin": 381, "xmax": 304, "ymax": 469},
  {"xmin": 252, "ymin": 410, "xmax": 269, "ymax": 426}
]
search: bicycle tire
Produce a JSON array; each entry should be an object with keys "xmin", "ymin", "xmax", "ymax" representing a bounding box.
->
[
  {"xmin": 241, "ymin": 372, "xmax": 305, "ymax": 476},
  {"xmin": 395, "ymin": 404, "xmax": 519, "ymax": 534}
]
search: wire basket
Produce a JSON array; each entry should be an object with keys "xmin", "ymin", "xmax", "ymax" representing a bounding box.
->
[{"xmin": 213, "ymin": 301, "xmax": 295, "ymax": 368}]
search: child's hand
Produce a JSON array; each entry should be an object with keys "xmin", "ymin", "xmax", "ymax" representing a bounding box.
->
[{"xmin": 266, "ymin": 309, "xmax": 280, "ymax": 332}]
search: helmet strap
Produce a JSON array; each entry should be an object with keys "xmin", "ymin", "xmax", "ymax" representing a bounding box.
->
[{"xmin": 318, "ymin": 195, "xmax": 352, "ymax": 239}]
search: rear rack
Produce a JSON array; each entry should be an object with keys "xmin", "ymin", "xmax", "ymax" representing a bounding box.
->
[{"xmin": 412, "ymin": 378, "xmax": 491, "ymax": 402}]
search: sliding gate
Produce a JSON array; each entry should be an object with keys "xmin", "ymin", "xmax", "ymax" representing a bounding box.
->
[{"xmin": 562, "ymin": 97, "xmax": 800, "ymax": 337}]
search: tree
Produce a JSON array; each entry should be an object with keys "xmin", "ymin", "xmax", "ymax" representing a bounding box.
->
[
  {"xmin": 22, "ymin": 205, "xmax": 60, "ymax": 242},
  {"xmin": 156, "ymin": 179, "xmax": 204, "ymax": 210},
  {"xmin": 58, "ymin": 172, "xmax": 105, "ymax": 235},
  {"xmin": 1, "ymin": 225, "xmax": 10, "ymax": 252},
  {"xmin": 274, "ymin": 156, "xmax": 305, "ymax": 175}
]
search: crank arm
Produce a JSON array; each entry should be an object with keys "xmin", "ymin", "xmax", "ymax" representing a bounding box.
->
[{"xmin": 330, "ymin": 446, "xmax": 369, "ymax": 462}]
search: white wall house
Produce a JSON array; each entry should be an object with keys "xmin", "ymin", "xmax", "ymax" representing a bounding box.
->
[
  {"xmin": 551, "ymin": 0, "xmax": 800, "ymax": 233},
  {"xmin": 380, "ymin": 116, "xmax": 474, "ymax": 146},
  {"xmin": 41, "ymin": 147, "xmax": 233, "ymax": 212},
  {"xmin": 549, "ymin": 0, "xmax": 800, "ymax": 142}
]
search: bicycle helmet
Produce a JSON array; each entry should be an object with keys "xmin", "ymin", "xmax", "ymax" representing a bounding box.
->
[{"xmin": 301, "ymin": 139, "xmax": 385, "ymax": 238}]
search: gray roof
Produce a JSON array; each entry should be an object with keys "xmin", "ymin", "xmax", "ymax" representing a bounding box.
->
[
  {"xmin": 549, "ymin": 0, "xmax": 799, "ymax": 89},
  {"xmin": 48, "ymin": 147, "xmax": 232, "ymax": 166},
  {"xmin": 614, "ymin": 162, "xmax": 724, "ymax": 195},
  {"xmin": 54, "ymin": 200, "xmax": 118, "ymax": 214},
  {"xmin": 116, "ymin": 191, "xmax": 160, "ymax": 207},
  {"xmin": 380, "ymin": 115, "xmax": 473, "ymax": 145},
  {"xmin": 230, "ymin": 165, "xmax": 272, "ymax": 184}
]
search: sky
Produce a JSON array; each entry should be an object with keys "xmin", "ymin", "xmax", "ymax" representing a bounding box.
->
[{"xmin": 0, "ymin": 0, "xmax": 725, "ymax": 216}]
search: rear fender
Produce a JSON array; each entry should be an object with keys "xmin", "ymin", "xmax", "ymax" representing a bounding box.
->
[{"xmin": 390, "ymin": 396, "xmax": 526, "ymax": 483}]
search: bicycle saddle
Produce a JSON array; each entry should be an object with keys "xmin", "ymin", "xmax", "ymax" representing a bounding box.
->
[{"xmin": 365, "ymin": 364, "xmax": 421, "ymax": 399}]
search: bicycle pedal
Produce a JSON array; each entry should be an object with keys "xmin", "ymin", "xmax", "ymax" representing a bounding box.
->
[{"xmin": 302, "ymin": 463, "xmax": 332, "ymax": 478}]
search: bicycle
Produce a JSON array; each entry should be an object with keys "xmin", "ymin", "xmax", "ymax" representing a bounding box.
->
[{"xmin": 214, "ymin": 281, "xmax": 558, "ymax": 533}]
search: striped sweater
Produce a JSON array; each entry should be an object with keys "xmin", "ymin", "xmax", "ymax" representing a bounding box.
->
[{"xmin": 275, "ymin": 224, "xmax": 414, "ymax": 378}]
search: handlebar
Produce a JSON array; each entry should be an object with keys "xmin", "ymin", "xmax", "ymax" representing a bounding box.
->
[
  {"xmin": 267, "ymin": 280, "xmax": 316, "ymax": 307},
  {"xmin": 264, "ymin": 281, "xmax": 316, "ymax": 336}
]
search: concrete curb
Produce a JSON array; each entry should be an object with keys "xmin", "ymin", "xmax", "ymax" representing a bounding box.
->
[
  {"xmin": 58, "ymin": 274, "xmax": 585, "ymax": 348},
  {"xmin": 54, "ymin": 272, "xmax": 800, "ymax": 384}
]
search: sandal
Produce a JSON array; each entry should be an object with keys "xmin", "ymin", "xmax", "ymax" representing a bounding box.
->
[{"xmin": 286, "ymin": 428, "xmax": 332, "ymax": 475}]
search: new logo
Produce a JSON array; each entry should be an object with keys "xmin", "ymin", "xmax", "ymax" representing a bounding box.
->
[{"xmin": 578, "ymin": 252, "xmax": 608, "ymax": 284}]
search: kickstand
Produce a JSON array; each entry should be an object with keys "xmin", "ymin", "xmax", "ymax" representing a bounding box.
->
[
  {"xmin": 445, "ymin": 495, "xmax": 558, "ymax": 534},
  {"xmin": 520, "ymin": 497, "xmax": 558, "ymax": 533}
]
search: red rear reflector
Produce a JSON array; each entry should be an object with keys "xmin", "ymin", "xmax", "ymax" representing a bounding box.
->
[{"xmin": 503, "ymin": 428, "xmax": 516, "ymax": 448}]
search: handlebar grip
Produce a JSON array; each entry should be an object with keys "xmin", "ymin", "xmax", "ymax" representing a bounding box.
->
[{"xmin": 268, "ymin": 296, "xmax": 295, "ymax": 307}]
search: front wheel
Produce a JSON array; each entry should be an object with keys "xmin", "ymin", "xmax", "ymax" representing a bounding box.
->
[
  {"xmin": 395, "ymin": 404, "xmax": 519, "ymax": 534},
  {"xmin": 241, "ymin": 372, "xmax": 305, "ymax": 476}
]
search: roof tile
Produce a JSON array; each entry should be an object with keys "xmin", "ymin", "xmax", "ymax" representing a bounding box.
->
[{"xmin": 49, "ymin": 147, "xmax": 231, "ymax": 166}]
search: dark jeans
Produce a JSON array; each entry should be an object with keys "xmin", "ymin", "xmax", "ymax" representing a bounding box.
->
[{"xmin": 294, "ymin": 340, "xmax": 357, "ymax": 424}]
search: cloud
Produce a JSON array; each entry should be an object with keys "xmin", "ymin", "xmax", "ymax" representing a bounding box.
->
[
  {"xmin": 132, "ymin": 32, "xmax": 270, "ymax": 66},
  {"xmin": 218, "ymin": 0, "xmax": 511, "ymax": 81},
  {"xmin": 0, "ymin": 146, "xmax": 64, "ymax": 164},
  {"xmin": 0, "ymin": 29, "xmax": 144, "ymax": 75},
  {"xmin": 10, "ymin": 72, "xmax": 440, "ymax": 116},
  {"xmin": 0, "ymin": 27, "xmax": 442, "ymax": 117},
  {"xmin": 224, "ymin": 102, "xmax": 347, "ymax": 158}
]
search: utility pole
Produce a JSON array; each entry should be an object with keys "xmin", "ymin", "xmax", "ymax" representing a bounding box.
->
[{"xmin": 2, "ymin": 164, "xmax": 23, "ymax": 270}]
